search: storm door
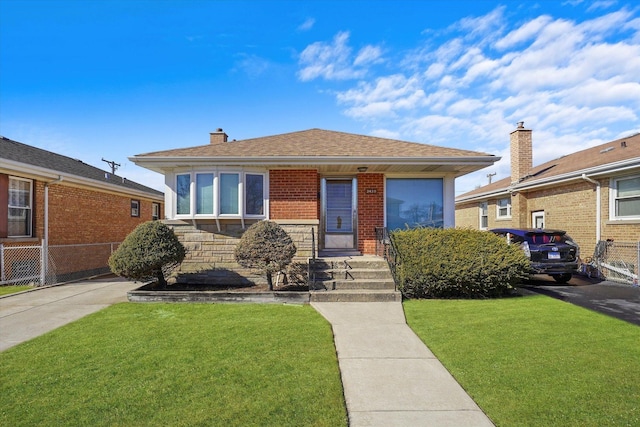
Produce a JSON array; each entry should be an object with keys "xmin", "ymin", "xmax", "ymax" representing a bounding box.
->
[{"xmin": 322, "ymin": 178, "xmax": 357, "ymax": 249}]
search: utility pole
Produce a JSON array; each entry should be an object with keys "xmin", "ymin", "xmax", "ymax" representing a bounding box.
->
[
  {"xmin": 102, "ymin": 158, "xmax": 121, "ymax": 175},
  {"xmin": 487, "ymin": 172, "xmax": 497, "ymax": 184}
]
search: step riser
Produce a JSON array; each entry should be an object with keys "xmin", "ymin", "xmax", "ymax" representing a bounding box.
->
[
  {"xmin": 310, "ymin": 270, "xmax": 393, "ymax": 281},
  {"xmin": 313, "ymin": 281, "xmax": 395, "ymax": 290},
  {"xmin": 310, "ymin": 292, "xmax": 401, "ymax": 302},
  {"xmin": 311, "ymin": 261, "xmax": 390, "ymax": 270}
]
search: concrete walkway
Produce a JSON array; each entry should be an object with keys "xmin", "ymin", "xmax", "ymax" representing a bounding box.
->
[
  {"xmin": 0, "ymin": 276, "xmax": 139, "ymax": 352},
  {"xmin": 312, "ymin": 302, "xmax": 494, "ymax": 427}
]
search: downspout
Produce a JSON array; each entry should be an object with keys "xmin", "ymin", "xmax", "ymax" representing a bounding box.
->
[
  {"xmin": 44, "ymin": 176, "xmax": 64, "ymax": 246},
  {"xmin": 44, "ymin": 176, "xmax": 63, "ymax": 285},
  {"xmin": 581, "ymin": 174, "xmax": 601, "ymax": 242}
]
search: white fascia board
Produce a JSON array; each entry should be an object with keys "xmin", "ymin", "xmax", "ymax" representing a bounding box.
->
[
  {"xmin": 1, "ymin": 159, "xmax": 163, "ymax": 200},
  {"xmin": 130, "ymin": 155, "xmax": 500, "ymax": 169}
]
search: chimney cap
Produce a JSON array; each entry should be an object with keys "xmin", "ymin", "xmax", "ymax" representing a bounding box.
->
[
  {"xmin": 216, "ymin": 128, "xmax": 223, "ymax": 132},
  {"xmin": 517, "ymin": 121, "xmax": 525, "ymax": 129}
]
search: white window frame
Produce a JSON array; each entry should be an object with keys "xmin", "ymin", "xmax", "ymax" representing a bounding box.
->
[
  {"xmin": 496, "ymin": 197, "xmax": 512, "ymax": 219},
  {"xmin": 479, "ymin": 202, "xmax": 488, "ymax": 230},
  {"xmin": 130, "ymin": 199, "xmax": 140, "ymax": 217},
  {"xmin": 152, "ymin": 202, "xmax": 160, "ymax": 220},
  {"xmin": 172, "ymin": 169, "xmax": 268, "ymax": 221},
  {"xmin": 610, "ymin": 174, "xmax": 640, "ymax": 220},
  {"xmin": 8, "ymin": 176, "xmax": 33, "ymax": 237},
  {"xmin": 532, "ymin": 211, "xmax": 545, "ymax": 228}
]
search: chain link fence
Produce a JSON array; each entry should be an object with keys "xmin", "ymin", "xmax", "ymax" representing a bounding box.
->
[
  {"xmin": 0, "ymin": 242, "xmax": 120, "ymax": 287},
  {"xmin": 585, "ymin": 240, "xmax": 640, "ymax": 286}
]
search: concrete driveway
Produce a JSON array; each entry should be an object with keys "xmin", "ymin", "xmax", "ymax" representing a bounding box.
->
[
  {"xmin": 521, "ymin": 274, "xmax": 640, "ymax": 326},
  {"xmin": 0, "ymin": 276, "xmax": 140, "ymax": 352}
]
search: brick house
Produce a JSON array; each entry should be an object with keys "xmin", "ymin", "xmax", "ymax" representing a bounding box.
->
[
  {"xmin": 130, "ymin": 128, "xmax": 498, "ymax": 284},
  {"xmin": 1, "ymin": 136, "xmax": 164, "ymax": 283},
  {"xmin": 455, "ymin": 123, "xmax": 640, "ymax": 263}
]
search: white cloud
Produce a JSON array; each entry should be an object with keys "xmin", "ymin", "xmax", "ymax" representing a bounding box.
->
[
  {"xmin": 298, "ymin": 18, "xmax": 315, "ymax": 31},
  {"xmin": 298, "ymin": 5, "xmax": 640, "ymax": 191},
  {"xmin": 298, "ymin": 31, "xmax": 382, "ymax": 81}
]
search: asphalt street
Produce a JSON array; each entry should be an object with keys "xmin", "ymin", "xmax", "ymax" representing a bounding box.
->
[{"xmin": 521, "ymin": 274, "xmax": 640, "ymax": 326}]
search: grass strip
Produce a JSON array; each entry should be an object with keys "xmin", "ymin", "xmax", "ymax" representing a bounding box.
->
[
  {"xmin": 0, "ymin": 303, "xmax": 347, "ymax": 427},
  {"xmin": 404, "ymin": 295, "xmax": 640, "ymax": 427},
  {"xmin": 0, "ymin": 285, "xmax": 32, "ymax": 296}
]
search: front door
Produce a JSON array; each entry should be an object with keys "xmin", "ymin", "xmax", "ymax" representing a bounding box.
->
[{"xmin": 322, "ymin": 178, "xmax": 357, "ymax": 249}]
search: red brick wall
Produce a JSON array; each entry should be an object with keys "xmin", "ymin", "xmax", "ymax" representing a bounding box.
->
[
  {"xmin": 269, "ymin": 170, "xmax": 319, "ymax": 220},
  {"xmin": 358, "ymin": 173, "xmax": 384, "ymax": 254},
  {"xmin": 46, "ymin": 183, "xmax": 160, "ymax": 245}
]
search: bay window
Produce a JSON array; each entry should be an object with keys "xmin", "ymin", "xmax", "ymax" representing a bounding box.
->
[
  {"xmin": 175, "ymin": 171, "xmax": 266, "ymax": 219},
  {"xmin": 176, "ymin": 174, "xmax": 191, "ymax": 215}
]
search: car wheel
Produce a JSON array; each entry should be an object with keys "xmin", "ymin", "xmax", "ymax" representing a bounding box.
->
[{"xmin": 552, "ymin": 273, "xmax": 572, "ymax": 284}]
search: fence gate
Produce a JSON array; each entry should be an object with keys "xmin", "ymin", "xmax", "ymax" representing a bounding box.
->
[{"xmin": 590, "ymin": 241, "xmax": 640, "ymax": 286}]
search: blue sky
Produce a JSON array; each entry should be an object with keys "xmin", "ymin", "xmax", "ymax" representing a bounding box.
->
[{"xmin": 1, "ymin": 0, "xmax": 639, "ymax": 194}]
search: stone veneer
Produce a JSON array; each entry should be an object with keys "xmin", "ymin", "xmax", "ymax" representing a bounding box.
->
[{"xmin": 164, "ymin": 219, "xmax": 318, "ymax": 285}]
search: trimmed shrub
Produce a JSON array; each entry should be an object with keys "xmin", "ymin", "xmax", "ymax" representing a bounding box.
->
[
  {"xmin": 393, "ymin": 227, "xmax": 530, "ymax": 299},
  {"xmin": 235, "ymin": 221, "xmax": 297, "ymax": 290},
  {"xmin": 109, "ymin": 221, "xmax": 185, "ymax": 287}
]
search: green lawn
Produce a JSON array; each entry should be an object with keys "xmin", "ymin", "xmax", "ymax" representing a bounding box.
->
[
  {"xmin": 404, "ymin": 295, "xmax": 640, "ymax": 427},
  {"xmin": 0, "ymin": 303, "xmax": 347, "ymax": 427},
  {"xmin": 0, "ymin": 285, "xmax": 32, "ymax": 296}
]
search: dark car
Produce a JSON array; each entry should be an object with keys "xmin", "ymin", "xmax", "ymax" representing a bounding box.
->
[{"xmin": 490, "ymin": 228, "xmax": 580, "ymax": 283}]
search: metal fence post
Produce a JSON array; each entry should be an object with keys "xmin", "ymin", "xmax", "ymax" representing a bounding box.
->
[
  {"xmin": 636, "ymin": 241, "xmax": 640, "ymax": 287},
  {"xmin": 40, "ymin": 240, "xmax": 46, "ymax": 286},
  {"xmin": 0, "ymin": 243, "xmax": 4, "ymax": 283}
]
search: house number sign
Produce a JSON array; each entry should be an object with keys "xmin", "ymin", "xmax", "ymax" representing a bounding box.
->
[{"xmin": 366, "ymin": 188, "xmax": 377, "ymax": 194}]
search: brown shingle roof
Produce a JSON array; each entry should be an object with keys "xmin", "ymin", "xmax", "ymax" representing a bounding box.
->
[
  {"xmin": 135, "ymin": 128, "xmax": 491, "ymax": 158},
  {"xmin": 457, "ymin": 133, "xmax": 640, "ymax": 200}
]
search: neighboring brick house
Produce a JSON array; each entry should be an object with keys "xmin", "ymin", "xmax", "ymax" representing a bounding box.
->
[
  {"xmin": 130, "ymin": 128, "xmax": 498, "ymax": 282},
  {"xmin": 456, "ymin": 123, "xmax": 640, "ymax": 263},
  {"xmin": 0, "ymin": 136, "xmax": 164, "ymax": 283}
]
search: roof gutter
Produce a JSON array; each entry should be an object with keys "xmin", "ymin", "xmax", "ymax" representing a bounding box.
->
[{"xmin": 581, "ymin": 174, "xmax": 601, "ymax": 242}]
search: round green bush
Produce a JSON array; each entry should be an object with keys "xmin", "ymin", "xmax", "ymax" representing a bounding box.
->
[
  {"xmin": 235, "ymin": 220, "xmax": 297, "ymax": 290},
  {"xmin": 108, "ymin": 221, "xmax": 185, "ymax": 287},
  {"xmin": 393, "ymin": 227, "xmax": 531, "ymax": 299}
]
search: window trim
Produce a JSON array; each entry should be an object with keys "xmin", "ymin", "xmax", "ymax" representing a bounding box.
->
[
  {"xmin": 610, "ymin": 174, "xmax": 640, "ymax": 220},
  {"xmin": 130, "ymin": 199, "xmax": 140, "ymax": 217},
  {"xmin": 496, "ymin": 197, "xmax": 512, "ymax": 219},
  {"xmin": 152, "ymin": 202, "xmax": 161, "ymax": 220},
  {"xmin": 479, "ymin": 201, "xmax": 488, "ymax": 230},
  {"xmin": 384, "ymin": 176, "xmax": 445, "ymax": 230},
  {"xmin": 8, "ymin": 176, "xmax": 33, "ymax": 238}
]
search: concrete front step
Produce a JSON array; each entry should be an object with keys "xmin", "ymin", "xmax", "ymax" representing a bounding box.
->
[
  {"xmin": 310, "ymin": 289, "xmax": 402, "ymax": 302},
  {"xmin": 312, "ymin": 268, "xmax": 394, "ymax": 281},
  {"xmin": 312, "ymin": 279, "xmax": 396, "ymax": 290}
]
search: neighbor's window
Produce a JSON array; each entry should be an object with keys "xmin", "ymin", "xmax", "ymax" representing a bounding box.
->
[
  {"xmin": 131, "ymin": 200, "xmax": 140, "ymax": 217},
  {"xmin": 497, "ymin": 197, "xmax": 511, "ymax": 218},
  {"xmin": 176, "ymin": 174, "xmax": 191, "ymax": 215},
  {"xmin": 8, "ymin": 177, "xmax": 33, "ymax": 237},
  {"xmin": 479, "ymin": 202, "xmax": 488, "ymax": 229},
  {"xmin": 386, "ymin": 178, "xmax": 443, "ymax": 231},
  {"xmin": 245, "ymin": 174, "xmax": 265, "ymax": 215},
  {"xmin": 220, "ymin": 173, "xmax": 239, "ymax": 215},
  {"xmin": 612, "ymin": 175, "xmax": 640, "ymax": 219},
  {"xmin": 152, "ymin": 203, "xmax": 160, "ymax": 220}
]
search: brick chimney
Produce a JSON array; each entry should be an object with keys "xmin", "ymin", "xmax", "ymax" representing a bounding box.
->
[
  {"xmin": 510, "ymin": 121, "xmax": 532, "ymax": 184},
  {"xmin": 209, "ymin": 128, "xmax": 228, "ymax": 144}
]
